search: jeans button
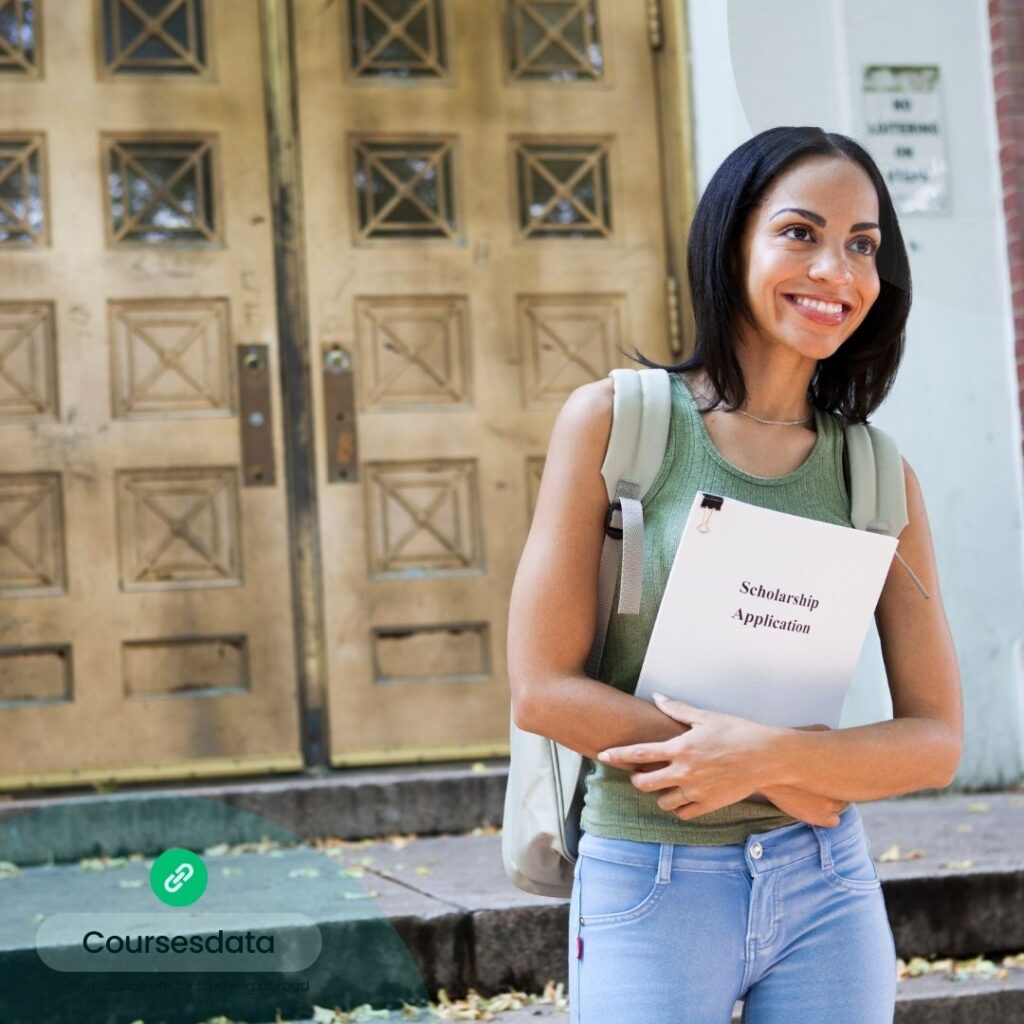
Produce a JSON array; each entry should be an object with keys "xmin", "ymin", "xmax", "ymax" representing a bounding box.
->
[{"xmin": 750, "ymin": 842, "xmax": 763, "ymax": 859}]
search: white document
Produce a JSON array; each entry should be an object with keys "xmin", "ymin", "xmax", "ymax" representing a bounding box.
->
[{"xmin": 634, "ymin": 492, "xmax": 898, "ymax": 728}]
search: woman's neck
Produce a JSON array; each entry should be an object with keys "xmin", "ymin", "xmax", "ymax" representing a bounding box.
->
[{"xmin": 717, "ymin": 343, "xmax": 817, "ymax": 423}]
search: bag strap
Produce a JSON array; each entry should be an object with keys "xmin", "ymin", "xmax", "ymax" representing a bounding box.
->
[
  {"xmin": 584, "ymin": 368, "xmax": 671, "ymax": 679},
  {"xmin": 843, "ymin": 421, "xmax": 908, "ymax": 537},
  {"xmin": 844, "ymin": 420, "xmax": 930, "ymax": 597}
]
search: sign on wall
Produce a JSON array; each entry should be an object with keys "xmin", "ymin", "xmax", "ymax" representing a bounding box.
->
[{"xmin": 863, "ymin": 65, "xmax": 949, "ymax": 215}]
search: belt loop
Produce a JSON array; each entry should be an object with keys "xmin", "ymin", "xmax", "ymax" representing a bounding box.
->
[
  {"xmin": 657, "ymin": 843, "xmax": 673, "ymax": 883},
  {"xmin": 811, "ymin": 824, "xmax": 834, "ymax": 873}
]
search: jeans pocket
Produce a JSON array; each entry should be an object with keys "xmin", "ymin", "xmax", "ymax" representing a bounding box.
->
[
  {"xmin": 578, "ymin": 854, "xmax": 667, "ymax": 926},
  {"xmin": 823, "ymin": 830, "xmax": 881, "ymax": 892}
]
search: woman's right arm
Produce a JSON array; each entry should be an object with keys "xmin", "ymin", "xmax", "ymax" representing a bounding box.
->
[
  {"xmin": 507, "ymin": 378, "xmax": 685, "ymax": 757},
  {"xmin": 506, "ymin": 377, "xmax": 845, "ymax": 827}
]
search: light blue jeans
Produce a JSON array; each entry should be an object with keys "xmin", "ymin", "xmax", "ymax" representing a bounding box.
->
[{"xmin": 568, "ymin": 804, "xmax": 896, "ymax": 1023}]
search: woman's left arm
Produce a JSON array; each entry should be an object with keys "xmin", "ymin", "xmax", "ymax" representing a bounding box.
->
[
  {"xmin": 763, "ymin": 456, "xmax": 963, "ymax": 800},
  {"xmin": 597, "ymin": 458, "xmax": 963, "ymax": 816}
]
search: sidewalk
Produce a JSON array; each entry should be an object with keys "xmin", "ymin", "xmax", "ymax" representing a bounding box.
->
[{"xmin": 0, "ymin": 775, "xmax": 1022, "ymax": 1024}]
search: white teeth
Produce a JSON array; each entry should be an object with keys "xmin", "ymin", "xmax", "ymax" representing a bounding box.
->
[{"xmin": 791, "ymin": 295, "xmax": 844, "ymax": 315}]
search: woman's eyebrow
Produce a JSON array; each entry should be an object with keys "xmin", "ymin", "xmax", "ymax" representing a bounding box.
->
[{"xmin": 769, "ymin": 206, "xmax": 880, "ymax": 232}]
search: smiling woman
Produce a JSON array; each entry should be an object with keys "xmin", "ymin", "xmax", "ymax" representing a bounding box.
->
[{"xmin": 506, "ymin": 126, "xmax": 961, "ymax": 1024}]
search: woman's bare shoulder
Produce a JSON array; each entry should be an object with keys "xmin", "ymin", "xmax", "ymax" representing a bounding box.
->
[{"xmin": 549, "ymin": 377, "xmax": 615, "ymax": 460}]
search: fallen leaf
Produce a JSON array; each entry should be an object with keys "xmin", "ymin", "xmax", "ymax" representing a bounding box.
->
[
  {"xmin": 79, "ymin": 856, "xmax": 128, "ymax": 872},
  {"xmin": 288, "ymin": 867, "xmax": 320, "ymax": 879},
  {"xmin": 878, "ymin": 847, "xmax": 926, "ymax": 861},
  {"xmin": 414, "ymin": 866, "xmax": 432, "ymax": 876},
  {"xmin": 943, "ymin": 860, "xmax": 973, "ymax": 870},
  {"xmin": 967, "ymin": 802, "xmax": 990, "ymax": 813},
  {"xmin": 956, "ymin": 823, "xmax": 974, "ymax": 833},
  {"xmin": 471, "ymin": 762, "xmax": 487, "ymax": 772}
]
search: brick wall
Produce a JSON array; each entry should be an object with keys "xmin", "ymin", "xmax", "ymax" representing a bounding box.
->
[{"xmin": 990, "ymin": 0, "xmax": 1024, "ymax": 455}]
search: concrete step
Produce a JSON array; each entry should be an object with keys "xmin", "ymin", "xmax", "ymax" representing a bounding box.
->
[
  {"xmin": 0, "ymin": 761, "xmax": 511, "ymax": 866},
  {"xmin": 247, "ymin": 967, "xmax": 1024, "ymax": 1024},
  {"xmin": 0, "ymin": 791, "xmax": 1022, "ymax": 1024}
]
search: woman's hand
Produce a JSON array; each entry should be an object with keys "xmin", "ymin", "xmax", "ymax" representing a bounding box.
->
[
  {"xmin": 596, "ymin": 694, "xmax": 781, "ymax": 820},
  {"xmin": 598, "ymin": 697, "xmax": 845, "ymax": 826},
  {"xmin": 752, "ymin": 724, "xmax": 845, "ymax": 827},
  {"xmin": 753, "ymin": 783, "xmax": 845, "ymax": 827}
]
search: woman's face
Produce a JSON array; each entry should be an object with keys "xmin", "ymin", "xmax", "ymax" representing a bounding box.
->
[{"xmin": 735, "ymin": 156, "xmax": 882, "ymax": 365}]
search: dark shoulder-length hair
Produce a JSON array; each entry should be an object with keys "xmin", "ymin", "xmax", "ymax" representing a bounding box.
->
[{"xmin": 629, "ymin": 126, "xmax": 912, "ymax": 425}]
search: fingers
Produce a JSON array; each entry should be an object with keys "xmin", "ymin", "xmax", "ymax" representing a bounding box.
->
[
  {"xmin": 629, "ymin": 768, "xmax": 675, "ymax": 791},
  {"xmin": 597, "ymin": 742, "xmax": 674, "ymax": 766},
  {"xmin": 656, "ymin": 787, "xmax": 695, "ymax": 812},
  {"xmin": 673, "ymin": 802, "xmax": 710, "ymax": 821}
]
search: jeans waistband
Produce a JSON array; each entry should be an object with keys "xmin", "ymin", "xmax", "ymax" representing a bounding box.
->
[{"xmin": 577, "ymin": 803, "xmax": 866, "ymax": 876}]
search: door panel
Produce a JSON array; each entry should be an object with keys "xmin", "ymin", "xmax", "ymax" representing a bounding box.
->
[
  {"xmin": 0, "ymin": 1, "xmax": 301, "ymax": 789},
  {"xmin": 294, "ymin": 0, "xmax": 673, "ymax": 764}
]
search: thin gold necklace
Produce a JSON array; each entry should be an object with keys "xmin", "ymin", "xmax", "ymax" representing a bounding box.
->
[
  {"xmin": 733, "ymin": 407, "xmax": 814, "ymax": 426},
  {"xmin": 690, "ymin": 377, "xmax": 814, "ymax": 426}
]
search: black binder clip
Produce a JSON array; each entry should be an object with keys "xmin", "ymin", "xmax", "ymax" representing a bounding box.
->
[
  {"xmin": 698, "ymin": 493, "xmax": 724, "ymax": 533},
  {"xmin": 604, "ymin": 499, "xmax": 623, "ymax": 540}
]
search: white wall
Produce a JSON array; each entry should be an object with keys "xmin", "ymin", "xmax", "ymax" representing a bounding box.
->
[{"xmin": 686, "ymin": 0, "xmax": 1024, "ymax": 787}]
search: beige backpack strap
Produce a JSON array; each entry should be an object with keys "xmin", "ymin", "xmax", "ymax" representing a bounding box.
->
[{"xmin": 845, "ymin": 421, "xmax": 929, "ymax": 598}]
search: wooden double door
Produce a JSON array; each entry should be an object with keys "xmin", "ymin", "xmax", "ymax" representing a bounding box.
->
[{"xmin": 0, "ymin": 0, "xmax": 681, "ymax": 790}]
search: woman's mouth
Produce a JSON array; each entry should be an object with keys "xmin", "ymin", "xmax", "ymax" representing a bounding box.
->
[{"xmin": 784, "ymin": 294, "xmax": 850, "ymax": 326}]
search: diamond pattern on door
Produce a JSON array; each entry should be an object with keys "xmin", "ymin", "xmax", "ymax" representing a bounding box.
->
[
  {"xmin": 513, "ymin": 137, "xmax": 612, "ymax": 239},
  {"xmin": 101, "ymin": 0, "xmax": 209, "ymax": 76},
  {"xmin": 365, "ymin": 459, "xmax": 482, "ymax": 577},
  {"xmin": 518, "ymin": 292, "xmax": 625, "ymax": 406},
  {"xmin": 0, "ymin": 472, "xmax": 65, "ymax": 595},
  {"xmin": 349, "ymin": 0, "xmax": 448, "ymax": 79},
  {"xmin": 355, "ymin": 295, "xmax": 471, "ymax": 408},
  {"xmin": 506, "ymin": 0, "xmax": 602, "ymax": 81},
  {"xmin": 351, "ymin": 136, "xmax": 457, "ymax": 241},
  {"xmin": 0, "ymin": 0, "xmax": 41, "ymax": 75},
  {"xmin": 0, "ymin": 302, "xmax": 57, "ymax": 420},
  {"xmin": 0, "ymin": 134, "xmax": 46, "ymax": 245},
  {"xmin": 103, "ymin": 134, "xmax": 220, "ymax": 246},
  {"xmin": 116, "ymin": 467, "xmax": 241, "ymax": 589},
  {"xmin": 110, "ymin": 298, "xmax": 233, "ymax": 417}
]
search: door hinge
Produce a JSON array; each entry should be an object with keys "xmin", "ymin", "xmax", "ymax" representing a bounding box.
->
[
  {"xmin": 647, "ymin": 0, "xmax": 664, "ymax": 50},
  {"xmin": 666, "ymin": 273, "xmax": 682, "ymax": 356}
]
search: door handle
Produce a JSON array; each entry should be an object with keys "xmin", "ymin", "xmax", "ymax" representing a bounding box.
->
[{"xmin": 323, "ymin": 345, "xmax": 359, "ymax": 483}]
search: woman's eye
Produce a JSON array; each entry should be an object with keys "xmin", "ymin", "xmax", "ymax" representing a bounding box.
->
[
  {"xmin": 783, "ymin": 225, "xmax": 813, "ymax": 241},
  {"xmin": 851, "ymin": 237, "xmax": 880, "ymax": 256}
]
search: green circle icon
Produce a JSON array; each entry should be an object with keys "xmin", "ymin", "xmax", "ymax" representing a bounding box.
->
[{"xmin": 150, "ymin": 848, "xmax": 208, "ymax": 906}]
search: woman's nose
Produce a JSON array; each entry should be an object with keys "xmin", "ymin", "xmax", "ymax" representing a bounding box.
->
[{"xmin": 808, "ymin": 246, "xmax": 854, "ymax": 284}]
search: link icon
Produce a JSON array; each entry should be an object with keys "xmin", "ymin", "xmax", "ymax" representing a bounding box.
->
[{"xmin": 150, "ymin": 848, "xmax": 208, "ymax": 906}]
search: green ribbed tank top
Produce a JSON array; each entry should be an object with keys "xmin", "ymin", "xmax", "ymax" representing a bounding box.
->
[{"xmin": 579, "ymin": 371, "xmax": 855, "ymax": 845}]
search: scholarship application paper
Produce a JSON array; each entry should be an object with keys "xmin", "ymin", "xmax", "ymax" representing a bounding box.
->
[{"xmin": 634, "ymin": 492, "xmax": 898, "ymax": 729}]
